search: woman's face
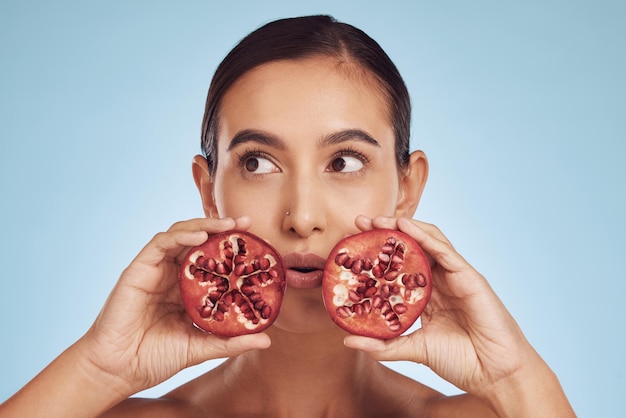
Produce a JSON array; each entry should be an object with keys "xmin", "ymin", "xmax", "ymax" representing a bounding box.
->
[{"xmin": 203, "ymin": 56, "xmax": 419, "ymax": 333}]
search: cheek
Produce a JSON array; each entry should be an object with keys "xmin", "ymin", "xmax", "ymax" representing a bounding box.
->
[
  {"xmin": 213, "ymin": 174, "xmax": 283, "ymax": 222},
  {"xmin": 330, "ymin": 176, "xmax": 400, "ymax": 218}
]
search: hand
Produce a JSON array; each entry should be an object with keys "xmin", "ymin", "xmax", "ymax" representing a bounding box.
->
[
  {"xmin": 78, "ymin": 217, "xmax": 271, "ymax": 395},
  {"xmin": 344, "ymin": 216, "xmax": 573, "ymax": 415}
]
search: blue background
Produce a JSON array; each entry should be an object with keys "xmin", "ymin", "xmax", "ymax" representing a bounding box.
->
[{"xmin": 1, "ymin": 1, "xmax": 624, "ymax": 416}]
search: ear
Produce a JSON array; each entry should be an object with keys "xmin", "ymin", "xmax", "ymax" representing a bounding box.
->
[
  {"xmin": 192, "ymin": 155, "xmax": 218, "ymax": 218},
  {"xmin": 394, "ymin": 150, "xmax": 429, "ymax": 218}
]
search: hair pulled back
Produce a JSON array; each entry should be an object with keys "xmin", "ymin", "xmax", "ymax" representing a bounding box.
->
[{"xmin": 201, "ymin": 15, "xmax": 411, "ymax": 176}]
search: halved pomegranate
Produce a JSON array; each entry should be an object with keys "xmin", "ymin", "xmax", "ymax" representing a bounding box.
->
[
  {"xmin": 322, "ymin": 229, "xmax": 431, "ymax": 339},
  {"xmin": 179, "ymin": 230, "xmax": 286, "ymax": 337}
]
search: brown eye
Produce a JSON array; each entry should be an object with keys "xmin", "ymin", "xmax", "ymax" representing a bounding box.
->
[
  {"xmin": 240, "ymin": 154, "xmax": 278, "ymax": 174},
  {"xmin": 245, "ymin": 158, "xmax": 259, "ymax": 172},
  {"xmin": 331, "ymin": 157, "xmax": 346, "ymax": 172},
  {"xmin": 328, "ymin": 155, "xmax": 364, "ymax": 173}
]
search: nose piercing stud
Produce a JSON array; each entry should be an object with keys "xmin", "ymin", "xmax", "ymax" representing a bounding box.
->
[{"xmin": 285, "ymin": 210, "xmax": 291, "ymax": 216}]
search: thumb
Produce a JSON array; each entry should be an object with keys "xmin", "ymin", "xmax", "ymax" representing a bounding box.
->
[
  {"xmin": 187, "ymin": 332, "xmax": 271, "ymax": 366},
  {"xmin": 344, "ymin": 331, "xmax": 427, "ymax": 364}
]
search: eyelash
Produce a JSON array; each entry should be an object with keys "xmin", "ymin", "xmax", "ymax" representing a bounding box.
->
[
  {"xmin": 236, "ymin": 147, "xmax": 275, "ymax": 172},
  {"xmin": 329, "ymin": 147, "xmax": 371, "ymax": 169}
]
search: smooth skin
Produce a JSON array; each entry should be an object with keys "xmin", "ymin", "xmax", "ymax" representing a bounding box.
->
[{"xmin": 0, "ymin": 57, "xmax": 575, "ymax": 417}]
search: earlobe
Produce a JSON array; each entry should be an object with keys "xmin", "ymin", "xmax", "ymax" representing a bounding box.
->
[
  {"xmin": 394, "ymin": 151, "xmax": 429, "ymax": 219},
  {"xmin": 192, "ymin": 155, "xmax": 218, "ymax": 218}
]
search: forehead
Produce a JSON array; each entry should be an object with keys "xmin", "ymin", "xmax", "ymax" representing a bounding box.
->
[{"xmin": 218, "ymin": 56, "xmax": 393, "ymax": 142}]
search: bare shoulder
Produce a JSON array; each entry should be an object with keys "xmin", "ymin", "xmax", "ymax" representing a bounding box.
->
[
  {"xmin": 99, "ymin": 363, "xmax": 237, "ymax": 418},
  {"xmin": 368, "ymin": 364, "xmax": 495, "ymax": 418},
  {"xmin": 422, "ymin": 393, "xmax": 498, "ymax": 418},
  {"xmin": 98, "ymin": 397, "xmax": 195, "ymax": 418}
]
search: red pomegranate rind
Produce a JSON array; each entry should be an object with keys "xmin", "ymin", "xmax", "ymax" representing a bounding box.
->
[
  {"xmin": 322, "ymin": 229, "xmax": 431, "ymax": 339},
  {"xmin": 179, "ymin": 230, "xmax": 286, "ymax": 337}
]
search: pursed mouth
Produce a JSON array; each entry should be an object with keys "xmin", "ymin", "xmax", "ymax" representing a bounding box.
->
[
  {"xmin": 282, "ymin": 252, "xmax": 327, "ymax": 271},
  {"xmin": 282, "ymin": 252, "xmax": 327, "ymax": 289},
  {"xmin": 284, "ymin": 269, "xmax": 324, "ymax": 289},
  {"xmin": 290, "ymin": 267, "xmax": 318, "ymax": 273}
]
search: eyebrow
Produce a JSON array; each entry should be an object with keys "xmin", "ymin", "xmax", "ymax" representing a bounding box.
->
[
  {"xmin": 320, "ymin": 129, "xmax": 381, "ymax": 148},
  {"xmin": 227, "ymin": 128, "xmax": 381, "ymax": 151},
  {"xmin": 227, "ymin": 130, "xmax": 286, "ymax": 151}
]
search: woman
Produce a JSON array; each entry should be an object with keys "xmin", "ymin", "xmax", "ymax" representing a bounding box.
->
[{"xmin": 0, "ymin": 15, "xmax": 575, "ymax": 417}]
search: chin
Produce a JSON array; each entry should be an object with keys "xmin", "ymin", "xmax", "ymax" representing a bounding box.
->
[{"xmin": 271, "ymin": 287, "xmax": 339, "ymax": 334}]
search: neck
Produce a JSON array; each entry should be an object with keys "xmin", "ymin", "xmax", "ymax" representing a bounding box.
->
[{"xmin": 224, "ymin": 326, "xmax": 373, "ymax": 416}]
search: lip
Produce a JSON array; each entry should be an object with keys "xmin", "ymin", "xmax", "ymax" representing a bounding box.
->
[{"xmin": 282, "ymin": 252, "xmax": 327, "ymax": 289}]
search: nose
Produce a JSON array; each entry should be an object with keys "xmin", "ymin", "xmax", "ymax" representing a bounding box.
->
[{"xmin": 282, "ymin": 174, "xmax": 326, "ymax": 238}]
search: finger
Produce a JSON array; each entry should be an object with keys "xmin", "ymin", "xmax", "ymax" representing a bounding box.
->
[
  {"xmin": 118, "ymin": 229, "xmax": 210, "ymax": 293},
  {"xmin": 187, "ymin": 332, "xmax": 271, "ymax": 365},
  {"xmin": 233, "ymin": 215, "xmax": 252, "ymax": 230},
  {"xmin": 354, "ymin": 215, "xmax": 374, "ymax": 231},
  {"xmin": 167, "ymin": 217, "xmax": 237, "ymax": 233},
  {"xmin": 397, "ymin": 218, "xmax": 468, "ymax": 274},
  {"xmin": 136, "ymin": 229, "xmax": 209, "ymax": 268},
  {"xmin": 355, "ymin": 215, "xmax": 400, "ymax": 232},
  {"xmin": 370, "ymin": 216, "xmax": 399, "ymax": 230},
  {"xmin": 344, "ymin": 332, "xmax": 427, "ymax": 364},
  {"xmin": 402, "ymin": 218, "xmax": 454, "ymax": 247},
  {"xmin": 140, "ymin": 217, "xmax": 237, "ymax": 267}
]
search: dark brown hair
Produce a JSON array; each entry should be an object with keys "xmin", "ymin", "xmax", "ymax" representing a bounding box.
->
[{"xmin": 201, "ymin": 15, "xmax": 411, "ymax": 176}]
